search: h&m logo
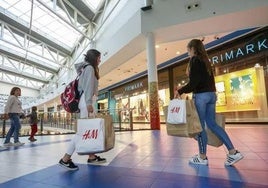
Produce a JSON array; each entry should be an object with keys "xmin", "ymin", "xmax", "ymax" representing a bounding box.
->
[
  {"xmin": 82, "ymin": 129, "xmax": 98, "ymax": 140},
  {"xmin": 170, "ymin": 107, "xmax": 180, "ymax": 113}
]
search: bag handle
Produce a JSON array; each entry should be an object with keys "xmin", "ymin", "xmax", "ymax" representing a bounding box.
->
[{"xmin": 89, "ymin": 112, "xmax": 97, "ymax": 119}]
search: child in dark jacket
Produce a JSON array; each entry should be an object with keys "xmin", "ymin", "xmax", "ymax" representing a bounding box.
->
[{"xmin": 27, "ymin": 106, "xmax": 38, "ymax": 142}]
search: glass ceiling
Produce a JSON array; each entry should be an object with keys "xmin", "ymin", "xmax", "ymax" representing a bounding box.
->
[
  {"xmin": 1, "ymin": 0, "xmax": 82, "ymax": 50},
  {"xmin": 0, "ymin": 0, "xmax": 104, "ymax": 89},
  {"xmin": 84, "ymin": 0, "xmax": 103, "ymax": 11}
]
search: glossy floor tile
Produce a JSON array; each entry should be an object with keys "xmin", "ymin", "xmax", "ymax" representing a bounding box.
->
[{"xmin": 0, "ymin": 124, "xmax": 268, "ymax": 188}]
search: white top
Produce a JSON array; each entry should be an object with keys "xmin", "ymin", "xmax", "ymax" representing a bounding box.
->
[{"xmin": 4, "ymin": 95, "xmax": 22, "ymax": 114}]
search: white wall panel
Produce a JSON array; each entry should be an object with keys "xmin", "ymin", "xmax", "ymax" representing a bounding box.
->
[{"xmin": 95, "ymin": 0, "xmax": 268, "ymax": 72}]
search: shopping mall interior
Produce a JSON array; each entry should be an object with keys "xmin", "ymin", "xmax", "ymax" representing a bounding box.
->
[{"xmin": 0, "ymin": 0, "xmax": 268, "ymax": 187}]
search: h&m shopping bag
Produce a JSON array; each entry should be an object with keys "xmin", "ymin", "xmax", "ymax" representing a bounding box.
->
[
  {"xmin": 167, "ymin": 99, "xmax": 186, "ymax": 124},
  {"xmin": 76, "ymin": 115, "xmax": 115, "ymax": 155},
  {"xmin": 164, "ymin": 99, "xmax": 202, "ymax": 137},
  {"xmin": 206, "ymin": 114, "xmax": 225, "ymax": 147}
]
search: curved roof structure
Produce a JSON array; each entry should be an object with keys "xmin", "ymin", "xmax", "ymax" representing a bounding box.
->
[{"xmin": 0, "ymin": 0, "xmax": 105, "ymax": 90}]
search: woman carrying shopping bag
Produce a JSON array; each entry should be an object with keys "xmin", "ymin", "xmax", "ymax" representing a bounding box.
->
[
  {"xmin": 59, "ymin": 49, "xmax": 106, "ymax": 171},
  {"xmin": 175, "ymin": 39, "xmax": 243, "ymax": 166}
]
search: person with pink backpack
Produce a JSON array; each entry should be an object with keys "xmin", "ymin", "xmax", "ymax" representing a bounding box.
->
[{"xmin": 59, "ymin": 49, "xmax": 106, "ymax": 170}]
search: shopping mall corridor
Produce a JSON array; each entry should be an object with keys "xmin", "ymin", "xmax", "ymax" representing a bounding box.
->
[{"xmin": 0, "ymin": 124, "xmax": 267, "ymax": 188}]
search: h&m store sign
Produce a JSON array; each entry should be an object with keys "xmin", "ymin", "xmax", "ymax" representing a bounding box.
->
[{"xmin": 209, "ymin": 36, "xmax": 267, "ymax": 64}]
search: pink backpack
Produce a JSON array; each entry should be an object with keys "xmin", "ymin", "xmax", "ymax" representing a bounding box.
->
[{"xmin": 61, "ymin": 64, "xmax": 89, "ymax": 113}]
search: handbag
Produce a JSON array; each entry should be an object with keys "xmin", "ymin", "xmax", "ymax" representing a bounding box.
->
[
  {"xmin": 164, "ymin": 99, "xmax": 202, "ymax": 137},
  {"xmin": 76, "ymin": 114, "xmax": 115, "ymax": 155}
]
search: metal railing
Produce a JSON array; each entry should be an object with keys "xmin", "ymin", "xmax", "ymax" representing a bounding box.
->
[{"xmin": 0, "ymin": 108, "xmax": 152, "ymax": 138}]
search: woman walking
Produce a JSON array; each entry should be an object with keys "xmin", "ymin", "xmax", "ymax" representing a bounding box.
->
[
  {"xmin": 3, "ymin": 87, "xmax": 25, "ymax": 147},
  {"xmin": 59, "ymin": 49, "xmax": 106, "ymax": 170},
  {"xmin": 175, "ymin": 39, "xmax": 243, "ymax": 166}
]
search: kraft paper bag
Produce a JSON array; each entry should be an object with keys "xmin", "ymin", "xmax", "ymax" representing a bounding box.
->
[
  {"xmin": 164, "ymin": 100, "xmax": 202, "ymax": 138},
  {"xmin": 206, "ymin": 114, "xmax": 225, "ymax": 147},
  {"xmin": 97, "ymin": 114, "xmax": 115, "ymax": 153},
  {"xmin": 76, "ymin": 115, "xmax": 115, "ymax": 155}
]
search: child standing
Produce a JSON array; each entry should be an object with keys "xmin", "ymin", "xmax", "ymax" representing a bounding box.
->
[{"xmin": 27, "ymin": 106, "xmax": 38, "ymax": 142}]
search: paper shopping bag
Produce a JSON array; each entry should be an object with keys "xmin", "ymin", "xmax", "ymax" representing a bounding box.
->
[
  {"xmin": 206, "ymin": 114, "xmax": 225, "ymax": 147},
  {"xmin": 76, "ymin": 115, "xmax": 115, "ymax": 155},
  {"xmin": 164, "ymin": 100, "xmax": 202, "ymax": 138},
  {"xmin": 167, "ymin": 99, "xmax": 186, "ymax": 124},
  {"xmin": 96, "ymin": 114, "xmax": 115, "ymax": 153},
  {"xmin": 76, "ymin": 118, "xmax": 105, "ymax": 155}
]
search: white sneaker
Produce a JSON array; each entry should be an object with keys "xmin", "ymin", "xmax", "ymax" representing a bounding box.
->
[
  {"xmin": 189, "ymin": 154, "xmax": 208, "ymax": 165},
  {"xmin": 225, "ymin": 151, "xmax": 244, "ymax": 166},
  {"xmin": 13, "ymin": 141, "xmax": 25, "ymax": 146},
  {"xmin": 0, "ymin": 146, "xmax": 7, "ymax": 150},
  {"xmin": 3, "ymin": 142, "xmax": 14, "ymax": 147}
]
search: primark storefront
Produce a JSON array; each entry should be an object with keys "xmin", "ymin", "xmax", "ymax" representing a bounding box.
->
[{"xmin": 99, "ymin": 26, "xmax": 268, "ymax": 126}]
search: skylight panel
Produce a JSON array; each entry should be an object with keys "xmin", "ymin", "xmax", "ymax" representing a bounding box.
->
[
  {"xmin": 7, "ymin": 6, "xmax": 21, "ymax": 16},
  {"xmin": 9, "ymin": 0, "xmax": 31, "ymax": 18},
  {"xmin": 83, "ymin": 0, "xmax": 103, "ymax": 12},
  {"xmin": 1, "ymin": 0, "xmax": 103, "ymax": 90},
  {"xmin": 1, "ymin": 22, "xmax": 66, "ymax": 69},
  {"xmin": 33, "ymin": 14, "xmax": 52, "ymax": 27},
  {"xmin": 1, "ymin": 0, "xmax": 82, "ymax": 49},
  {"xmin": 0, "ymin": 0, "xmax": 11, "ymax": 9}
]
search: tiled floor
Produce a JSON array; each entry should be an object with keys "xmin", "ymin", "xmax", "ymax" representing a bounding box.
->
[{"xmin": 0, "ymin": 124, "xmax": 268, "ymax": 188}]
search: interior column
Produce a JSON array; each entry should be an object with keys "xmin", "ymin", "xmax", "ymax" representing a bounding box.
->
[{"xmin": 146, "ymin": 32, "xmax": 160, "ymax": 130}]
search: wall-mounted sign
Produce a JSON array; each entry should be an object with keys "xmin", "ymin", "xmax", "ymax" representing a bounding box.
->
[
  {"xmin": 98, "ymin": 92, "xmax": 108, "ymax": 100},
  {"xmin": 124, "ymin": 82, "xmax": 144, "ymax": 92},
  {"xmin": 210, "ymin": 38, "xmax": 267, "ymax": 64}
]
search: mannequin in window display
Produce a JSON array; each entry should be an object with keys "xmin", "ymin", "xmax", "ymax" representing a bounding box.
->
[
  {"xmin": 138, "ymin": 99, "xmax": 145, "ymax": 119},
  {"xmin": 122, "ymin": 102, "xmax": 130, "ymax": 122},
  {"xmin": 158, "ymin": 97, "xmax": 164, "ymax": 114}
]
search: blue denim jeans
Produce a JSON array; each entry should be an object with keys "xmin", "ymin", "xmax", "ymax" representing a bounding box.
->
[
  {"xmin": 193, "ymin": 92, "xmax": 234, "ymax": 154},
  {"xmin": 4, "ymin": 113, "xmax": 21, "ymax": 143}
]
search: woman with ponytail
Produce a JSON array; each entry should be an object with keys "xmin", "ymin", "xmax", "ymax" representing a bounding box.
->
[{"xmin": 59, "ymin": 49, "xmax": 106, "ymax": 170}]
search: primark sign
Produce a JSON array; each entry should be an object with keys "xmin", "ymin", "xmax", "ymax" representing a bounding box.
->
[
  {"xmin": 125, "ymin": 82, "xmax": 143, "ymax": 92},
  {"xmin": 210, "ymin": 38, "xmax": 267, "ymax": 64}
]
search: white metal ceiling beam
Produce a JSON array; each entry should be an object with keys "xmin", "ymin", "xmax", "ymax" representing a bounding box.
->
[
  {"xmin": 0, "ymin": 21, "xmax": 68, "ymax": 70},
  {"xmin": 0, "ymin": 54, "xmax": 50, "ymax": 83},
  {"xmin": 0, "ymin": 9, "xmax": 71, "ymax": 54},
  {"xmin": 37, "ymin": 0, "xmax": 92, "ymax": 40},
  {"xmin": 0, "ymin": 72, "xmax": 44, "ymax": 90},
  {"xmin": 0, "ymin": 47, "xmax": 57, "ymax": 73}
]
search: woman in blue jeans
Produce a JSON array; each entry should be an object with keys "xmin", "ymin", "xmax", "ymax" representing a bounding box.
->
[
  {"xmin": 175, "ymin": 39, "xmax": 243, "ymax": 166},
  {"xmin": 3, "ymin": 87, "xmax": 25, "ymax": 147}
]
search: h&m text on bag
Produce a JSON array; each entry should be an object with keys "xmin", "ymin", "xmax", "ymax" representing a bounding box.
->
[
  {"xmin": 170, "ymin": 107, "xmax": 180, "ymax": 113},
  {"xmin": 82, "ymin": 129, "xmax": 99, "ymax": 140}
]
